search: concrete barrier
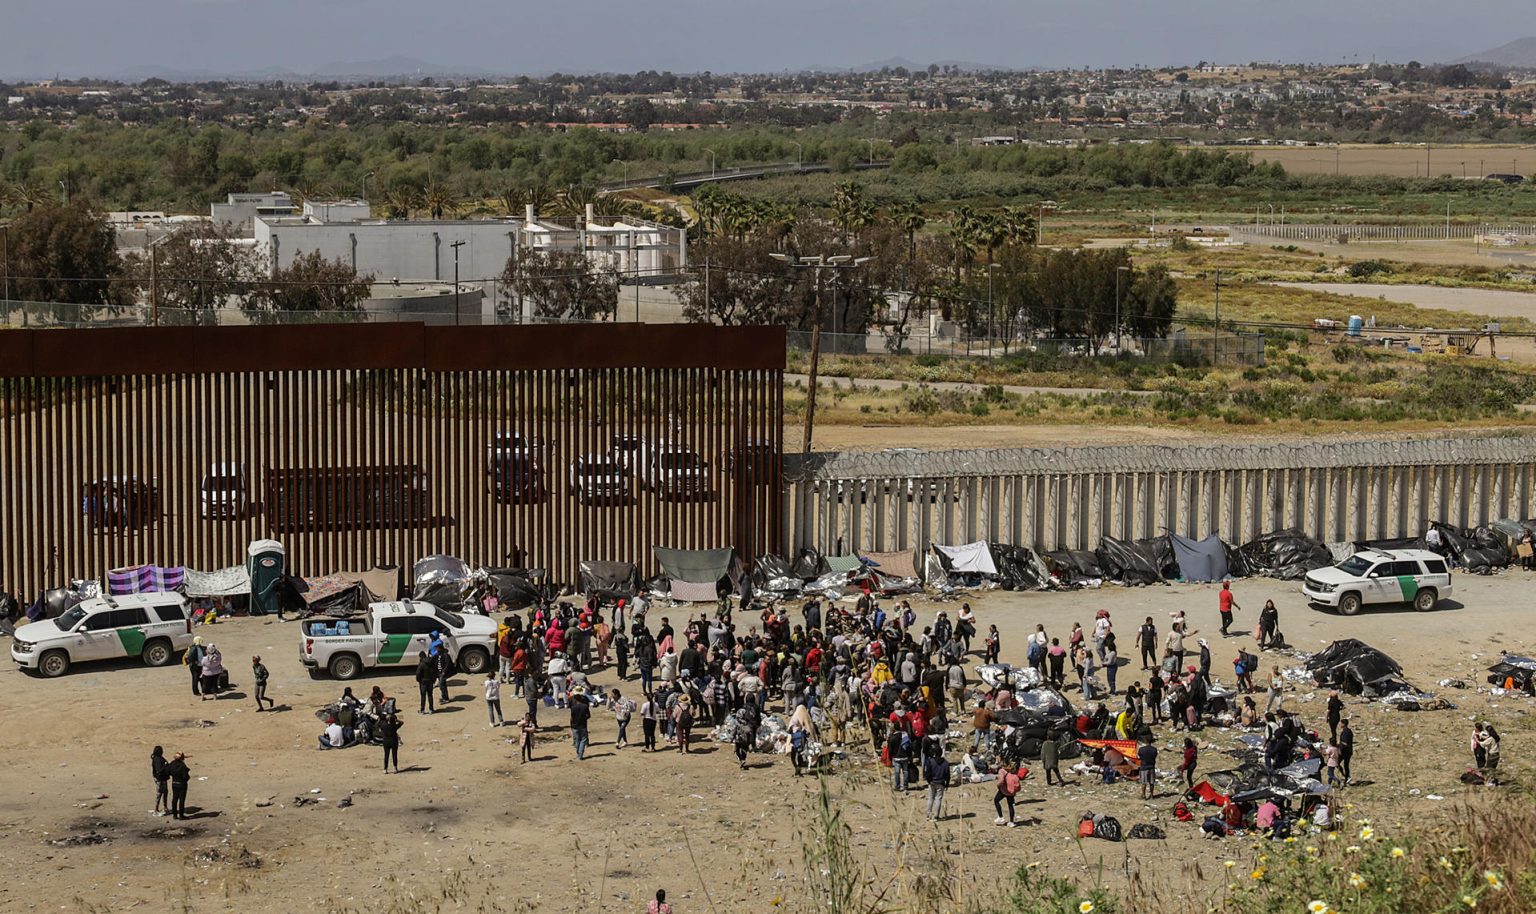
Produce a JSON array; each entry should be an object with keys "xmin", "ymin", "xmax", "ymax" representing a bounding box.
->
[{"xmin": 783, "ymin": 437, "xmax": 1536, "ymax": 556}]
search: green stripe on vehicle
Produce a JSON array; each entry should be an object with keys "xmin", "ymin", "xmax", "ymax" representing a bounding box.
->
[
  {"xmin": 378, "ymin": 634, "xmax": 412, "ymax": 664},
  {"xmin": 1397, "ymin": 576, "xmax": 1419, "ymax": 602},
  {"xmin": 116, "ymin": 627, "xmax": 146, "ymax": 657}
]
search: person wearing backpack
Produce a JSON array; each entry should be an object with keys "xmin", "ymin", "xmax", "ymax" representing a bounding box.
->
[
  {"xmin": 1026, "ymin": 625, "xmax": 1047, "ymax": 672},
  {"xmin": 993, "ymin": 764, "xmax": 1024, "ymax": 827},
  {"xmin": 888, "ymin": 720, "xmax": 912, "ymax": 791},
  {"xmin": 923, "ymin": 747, "xmax": 951, "ymax": 820}
]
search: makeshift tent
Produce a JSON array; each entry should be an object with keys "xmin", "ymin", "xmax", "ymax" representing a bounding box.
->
[
  {"xmin": 1237, "ymin": 528, "xmax": 1331, "ymax": 581},
  {"xmin": 578, "ymin": 560, "xmax": 641, "ymax": 602},
  {"xmin": 26, "ymin": 586, "xmax": 89, "ymax": 621},
  {"xmin": 823, "ymin": 555, "xmax": 865, "ymax": 574},
  {"xmin": 301, "ymin": 573, "xmax": 368, "ymax": 615},
  {"xmin": 932, "ymin": 542, "xmax": 998, "ymax": 575},
  {"xmin": 482, "ymin": 568, "xmax": 542, "ymax": 610},
  {"xmin": 1488, "ymin": 653, "xmax": 1536, "ymax": 692},
  {"xmin": 750, "ymin": 555, "xmax": 802, "ymax": 598},
  {"xmin": 987, "ymin": 544, "xmax": 1051, "ymax": 590},
  {"xmin": 1306, "ymin": 639, "xmax": 1409, "ymax": 696},
  {"xmin": 1043, "ymin": 550, "xmax": 1103, "ymax": 587},
  {"xmin": 653, "ymin": 546, "xmax": 746, "ymax": 599},
  {"xmin": 1095, "ymin": 537, "xmax": 1163, "ymax": 586},
  {"xmin": 790, "ymin": 547, "xmax": 827, "ymax": 580},
  {"xmin": 862, "ymin": 550, "xmax": 918, "ymax": 580},
  {"xmin": 669, "ymin": 580, "xmax": 723, "ymax": 603},
  {"xmin": 1167, "ymin": 533, "xmax": 1230, "ymax": 583},
  {"xmin": 412, "ymin": 555, "xmax": 471, "ymax": 606},
  {"xmin": 106, "ymin": 565, "xmax": 185, "ymax": 595},
  {"xmin": 184, "ymin": 566, "xmax": 252, "ymax": 599},
  {"xmin": 344, "ymin": 567, "xmax": 400, "ymax": 602}
]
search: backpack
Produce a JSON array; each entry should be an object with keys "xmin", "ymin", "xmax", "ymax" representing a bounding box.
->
[
  {"xmin": 1127, "ymin": 823, "xmax": 1165, "ymax": 840},
  {"xmin": 1092, "ymin": 816, "xmax": 1123, "ymax": 842},
  {"xmin": 1172, "ymin": 800, "xmax": 1194, "ymax": 822},
  {"xmin": 1077, "ymin": 816, "xmax": 1096, "ymax": 838}
]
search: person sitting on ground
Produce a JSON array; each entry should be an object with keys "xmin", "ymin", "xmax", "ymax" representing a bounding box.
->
[
  {"xmin": 317, "ymin": 714, "xmax": 353, "ymax": 750},
  {"xmin": 1255, "ymin": 797, "xmax": 1282, "ymax": 836}
]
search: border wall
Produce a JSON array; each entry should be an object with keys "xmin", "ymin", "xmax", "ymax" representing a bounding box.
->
[
  {"xmin": 783, "ymin": 438, "xmax": 1536, "ymax": 557},
  {"xmin": 0, "ymin": 323, "xmax": 784, "ymax": 597}
]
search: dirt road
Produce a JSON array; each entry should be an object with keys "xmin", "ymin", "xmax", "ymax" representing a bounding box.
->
[{"xmin": 1, "ymin": 571, "xmax": 1530, "ymax": 912}]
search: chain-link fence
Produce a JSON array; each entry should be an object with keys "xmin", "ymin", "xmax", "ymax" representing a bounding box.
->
[{"xmin": 787, "ymin": 328, "xmax": 1267, "ymax": 367}]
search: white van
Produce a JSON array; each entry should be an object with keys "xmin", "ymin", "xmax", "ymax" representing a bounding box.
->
[
  {"xmin": 11, "ymin": 593, "xmax": 194, "ymax": 677},
  {"xmin": 200, "ymin": 462, "xmax": 248, "ymax": 519}
]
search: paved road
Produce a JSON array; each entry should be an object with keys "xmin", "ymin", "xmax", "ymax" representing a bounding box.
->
[{"xmin": 786, "ymin": 372, "xmax": 1153, "ymax": 399}]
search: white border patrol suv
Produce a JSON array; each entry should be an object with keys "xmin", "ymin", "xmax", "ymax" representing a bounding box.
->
[
  {"xmin": 1302, "ymin": 548, "xmax": 1452, "ymax": 616},
  {"xmin": 11, "ymin": 593, "xmax": 194, "ymax": 677}
]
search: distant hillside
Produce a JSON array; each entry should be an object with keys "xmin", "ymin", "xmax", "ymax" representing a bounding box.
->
[{"xmin": 1453, "ymin": 37, "xmax": 1536, "ymax": 68}]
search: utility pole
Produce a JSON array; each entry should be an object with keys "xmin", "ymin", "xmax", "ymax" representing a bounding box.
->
[
  {"xmin": 150, "ymin": 244, "xmax": 159, "ymax": 327},
  {"xmin": 1115, "ymin": 265, "xmax": 1131, "ymax": 353},
  {"xmin": 1446, "ymin": 199, "xmax": 1451, "ymax": 240},
  {"xmin": 451, "ymin": 240, "xmax": 466, "ymax": 326},
  {"xmin": 0, "ymin": 224, "xmax": 10, "ymax": 326},
  {"xmin": 1213, "ymin": 268, "xmax": 1221, "ymax": 366},
  {"xmin": 770, "ymin": 253, "xmax": 871, "ymax": 456}
]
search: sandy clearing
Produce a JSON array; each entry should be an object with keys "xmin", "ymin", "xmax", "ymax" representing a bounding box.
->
[
  {"xmin": 1, "ymin": 567, "xmax": 1531, "ymax": 913},
  {"xmin": 1269, "ymin": 281, "xmax": 1536, "ymax": 323}
]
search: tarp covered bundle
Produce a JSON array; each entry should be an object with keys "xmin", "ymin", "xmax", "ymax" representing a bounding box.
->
[
  {"xmin": 412, "ymin": 555, "xmax": 471, "ymax": 606},
  {"xmin": 480, "ymin": 568, "xmax": 542, "ymax": 610},
  {"xmin": 1439, "ymin": 522, "xmax": 1512, "ymax": 574},
  {"xmin": 790, "ymin": 548, "xmax": 827, "ymax": 580},
  {"xmin": 750, "ymin": 555, "xmax": 801, "ymax": 598},
  {"xmin": 988, "ymin": 544, "xmax": 1052, "ymax": 591},
  {"xmin": 1488, "ymin": 653, "xmax": 1536, "ymax": 692},
  {"xmin": 184, "ymin": 566, "xmax": 251, "ymax": 598},
  {"xmin": 578, "ymin": 560, "xmax": 640, "ymax": 602},
  {"xmin": 1306, "ymin": 639, "xmax": 1409, "ymax": 696},
  {"xmin": 1167, "ymin": 533, "xmax": 1230, "ymax": 583},
  {"xmin": 1238, "ymin": 528, "xmax": 1332, "ymax": 581},
  {"xmin": 107, "ymin": 565, "xmax": 185, "ymax": 595},
  {"xmin": 1095, "ymin": 537, "xmax": 1164, "ymax": 585}
]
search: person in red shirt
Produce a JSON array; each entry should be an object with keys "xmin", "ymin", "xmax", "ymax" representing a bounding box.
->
[
  {"xmin": 993, "ymin": 764, "xmax": 1026, "ymax": 826},
  {"xmin": 1217, "ymin": 581, "xmax": 1240, "ymax": 636},
  {"xmin": 1177, "ymin": 737, "xmax": 1199, "ymax": 789}
]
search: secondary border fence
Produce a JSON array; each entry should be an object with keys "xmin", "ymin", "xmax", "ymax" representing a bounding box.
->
[
  {"xmin": 788, "ymin": 328, "xmax": 1267, "ymax": 367},
  {"xmin": 1236, "ymin": 223, "xmax": 1536, "ymax": 243},
  {"xmin": 0, "ymin": 323, "xmax": 785, "ymax": 598},
  {"xmin": 783, "ymin": 437, "xmax": 1536, "ymax": 559}
]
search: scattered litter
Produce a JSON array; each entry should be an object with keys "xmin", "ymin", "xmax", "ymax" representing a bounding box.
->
[{"xmin": 48, "ymin": 832, "xmax": 108, "ymax": 847}]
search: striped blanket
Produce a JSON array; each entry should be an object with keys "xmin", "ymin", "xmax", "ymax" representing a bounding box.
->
[{"xmin": 107, "ymin": 564, "xmax": 186, "ymax": 595}]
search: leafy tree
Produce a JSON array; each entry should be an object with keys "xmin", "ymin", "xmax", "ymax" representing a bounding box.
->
[
  {"xmin": 3, "ymin": 201, "xmax": 132, "ymax": 314},
  {"xmin": 496, "ymin": 248, "xmax": 617, "ymax": 321},
  {"xmin": 120, "ymin": 221, "xmax": 260, "ymax": 324},
  {"xmin": 678, "ymin": 235, "xmax": 793, "ymax": 325},
  {"xmin": 243, "ymin": 251, "xmax": 372, "ymax": 323}
]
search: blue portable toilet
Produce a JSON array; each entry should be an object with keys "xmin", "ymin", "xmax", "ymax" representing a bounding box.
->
[{"xmin": 247, "ymin": 539, "xmax": 285, "ymax": 616}]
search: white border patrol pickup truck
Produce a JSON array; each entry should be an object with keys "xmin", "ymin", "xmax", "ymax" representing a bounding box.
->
[
  {"xmin": 299, "ymin": 600, "xmax": 497, "ymax": 681},
  {"xmin": 11, "ymin": 593, "xmax": 193, "ymax": 677},
  {"xmin": 1302, "ymin": 548, "xmax": 1452, "ymax": 615}
]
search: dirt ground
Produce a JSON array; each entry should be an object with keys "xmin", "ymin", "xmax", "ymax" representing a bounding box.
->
[{"xmin": 2, "ymin": 570, "xmax": 1532, "ymax": 913}]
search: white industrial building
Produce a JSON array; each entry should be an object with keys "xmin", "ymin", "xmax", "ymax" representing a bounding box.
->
[
  {"xmin": 251, "ymin": 201, "xmax": 687, "ymax": 321},
  {"xmin": 211, "ymin": 192, "xmax": 297, "ymax": 230}
]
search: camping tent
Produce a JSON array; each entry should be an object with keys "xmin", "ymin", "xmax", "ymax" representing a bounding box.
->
[
  {"xmin": 1167, "ymin": 532, "xmax": 1230, "ymax": 583},
  {"xmin": 578, "ymin": 560, "xmax": 641, "ymax": 602},
  {"xmin": 932, "ymin": 542, "xmax": 998, "ymax": 575}
]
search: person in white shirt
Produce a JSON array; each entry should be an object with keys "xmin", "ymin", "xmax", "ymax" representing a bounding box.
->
[
  {"xmin": 546, "ymin": 653, "xmax": 571, "ymax": 709},
  {"xmin": 484, "ymin": 672, "xmax": 504, "ymax": 726}
]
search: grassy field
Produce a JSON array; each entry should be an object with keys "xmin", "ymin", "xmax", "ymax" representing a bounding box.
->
[{"xmin": 1221, "ymin": 142, "xmax": 1536, "ymax": 179}]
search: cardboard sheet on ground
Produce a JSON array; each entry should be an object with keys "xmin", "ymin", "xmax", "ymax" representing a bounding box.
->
[{"xmin": 933, "ymin": 542, "xmax": 997, "ymax": 575}]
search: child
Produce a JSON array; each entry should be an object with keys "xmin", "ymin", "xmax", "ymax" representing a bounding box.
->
[
  {"xmin": 1324, "ymin": 738, "xmax": 1342, "ymax": 786},
  {"xmin": 1178, "ymin": 737, "xmax": 1198, "ymax": 790},
  {"xmin": 518, "ymin": 713, "xmax": 536, "ymax": 763}
]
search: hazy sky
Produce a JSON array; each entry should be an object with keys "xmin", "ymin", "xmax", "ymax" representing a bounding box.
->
[{"xmin": 1, "ymin": 0, "xmax": 1527, "ymax": 78}]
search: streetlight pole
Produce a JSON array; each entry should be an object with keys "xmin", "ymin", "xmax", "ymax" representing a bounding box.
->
[
  {"xmin": 1213, "ymin": 268, "xmax": 1222, "ymax": 366},
  {"xmin": 58, "ymin": 180, "xmax": 68, "ymax": 206},
  {"xmin": 865, "ymin": 139, "xmax": 876, "ymax": 165},
  {"xmin": 704, "ymin": 148, "xmax": 717, "ymax": 177},
  {"xmin": 987, "ymin": 262, "xmax": 998, "ymax": 352},
  {"xmin": 362, "ymin": 171, "xmax": 375, "ymax": 203},
  {"xmin": 770, "ymin": 253, "xmax": 871, "ymax": 456},
  {"xmin": 450, "ymin": 240, "xmax": 466, "ymax": 326},
  {"xmin": 1115, "ymin": 265, "xmax": 1131, "ymax": 353},
  {"xmin": 613, "ymin": 158, "xmax": 628, "ymax": 187},
  {"xmin": 791, "ymin": 141, "xmax": 803, "ymax": 166}
]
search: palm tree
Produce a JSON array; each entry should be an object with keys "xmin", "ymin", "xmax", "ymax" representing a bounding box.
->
[
  {"xmin": 831, "ymin": 180, "xmax": 872, "ymax": 243},
  {"xmin": 422, "ymin": 183, "xmax": 460, "ymax": 220},
  {"xmin": 888, "ymin": 201, "xmax": 926, "ymax": 264},
  {"xmin": 1000, "ymin": 205, "xmax": 1039, "ymax": 248},
  {"xmin": 550, "ymin": 184, "xmax": 601, "ymax": 224},
  {"xmin": 591, "ymin": 194, "xmax": 648, "ymax": 221},
  {"xmin": 381, "ymin": 184, "xmax": 421, "ymax": 220},
  {"xmin": 948, "ymin": 205, "xmax": 979, "ymax": 277},
  {"xmin": 501, "ymin": 182, "xmax": 556, "ymax": 219}
]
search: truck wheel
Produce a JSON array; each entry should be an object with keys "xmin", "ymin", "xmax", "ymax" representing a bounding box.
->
[
  {"xmin": 329, "ymin": 653, "xmax": 362, "ymax": 681},
  {"xmin": 1338, "ymin": 592, "xmax": 1362, "ymax": 616},
  {"xmin": 1413, "ymin": 588, "xmax": 1438, "ymax": 612},
  {"xmin": 39, "ymin": 650, "xmax": 71, "ymax": 678},
  {"xmin": 457, "ymin": 646, "xmax": 491, "ymax": 676},
  {"xmin": 142, "ymin": 639, "xmax": 173, "ymax": 667}
]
